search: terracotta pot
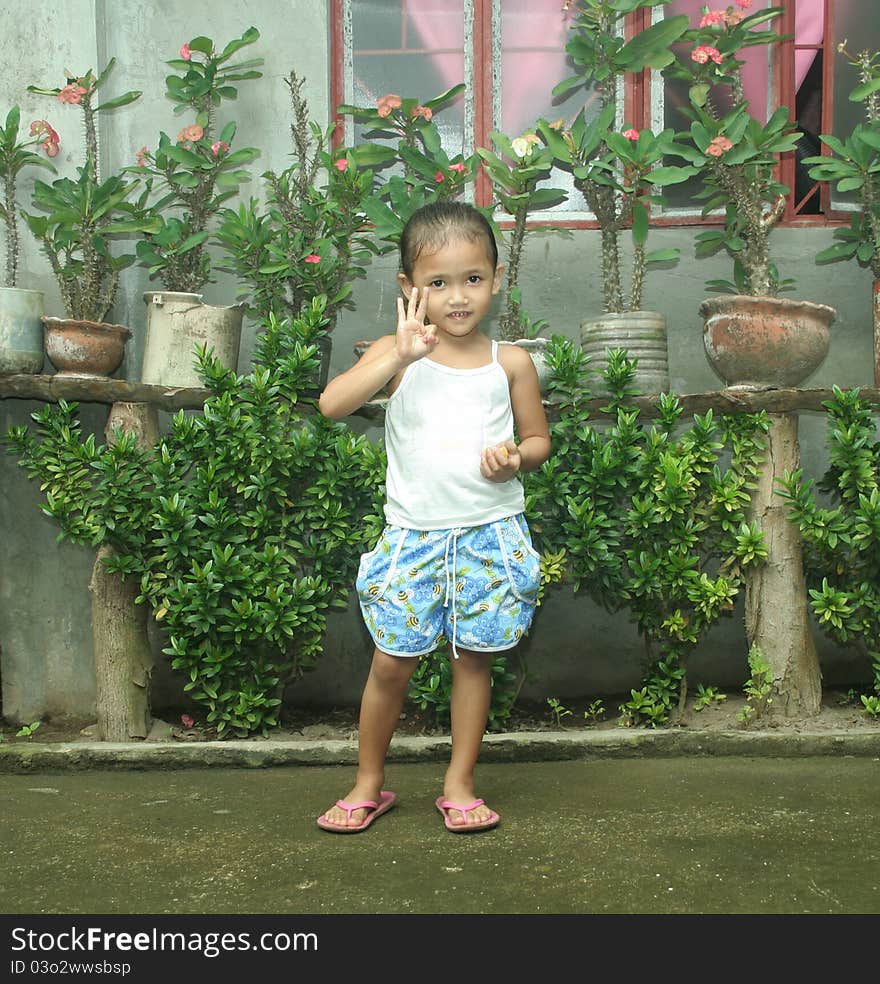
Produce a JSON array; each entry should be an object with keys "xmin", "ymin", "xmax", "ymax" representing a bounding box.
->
[
  {"xmin": 42, "ymin": 317, "xmax": 131, "ymax": 379},
  {"xmin": 700, "ymin": 294, "xmax": 836, "ymax": 389}
]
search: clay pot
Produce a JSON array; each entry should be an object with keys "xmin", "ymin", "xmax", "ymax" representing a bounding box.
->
[
  {"xmin": 42, "ymin": 317, "xmax": 131, "ymax": 379},
  {"xmin": 700, "ymin": 295, "xmax": 836, "ymax": 389}
]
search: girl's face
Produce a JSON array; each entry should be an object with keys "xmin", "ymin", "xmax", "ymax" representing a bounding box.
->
[{"xmin": 398, "ymin": 234, "xmax": 504, "ymax": 339}]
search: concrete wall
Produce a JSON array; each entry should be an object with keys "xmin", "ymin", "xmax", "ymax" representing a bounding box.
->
[{"xmin": 1, "ymin": 1, "xmax": 875, "ymax": 723}]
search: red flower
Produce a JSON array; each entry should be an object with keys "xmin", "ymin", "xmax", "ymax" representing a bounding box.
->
[
  {"xmin": 180, "ymin": 714, "xmax": 194, "ymax": 729},
  {"xmin": 58, "ymin": 83, "xmax": 87, "ymax": 105},
  {"xmin": 435, "ymin": 171, "xmax": 445, "ymax": 182},
  {"xmin": 211, "ymin": 140, "xmax": 230, "ymax": 156},
  {"xmin": 448, "ymin": 162, "xmax": 467, "ymax": 173},
  {"xmin": 180, "ymin": 43, "xmax": 192, "ymax": 61},
  {"xmin": 691, "ymin": 45, "xmax": 723, "ymax": 65},
  {"xmin": 177, "ymin": 124, "xmax": 204, "ymax": 144},
  {"xmin": 411, "ymin": 105, "xmax": 433, "ymax": 121},
  {"xmin": 334, "ymin": 158, "xmax": 348, "ymax": 171},
  {"xmin": 376, "ymin": 94, "xmax": 402, "ymax": 118},
  {"xmin": 304, "ymin": 254, "xmax": 321, "ymax": 264},
  {"xmin": 622, "ymin": 128, "xmax": 640, "ymax": 141},
  {"xmin": 30, "ymin": 120, "xmax": 60, "ymax": 157}
]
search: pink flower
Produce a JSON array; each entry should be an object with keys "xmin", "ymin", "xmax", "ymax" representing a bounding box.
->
[
  {"xmin": 376, "ymin": 93, "xmax": 402, "ymax": 118},
  {"xmin": 136, "ymin": 145, "xmax": 149, "ymax": 167},
  {"xmin": 736, "ymin": 0, "xmax": 752, "ymax": 7},
  {"xmin": 58, "ymin": 83, "xmax": 87, "ymax": 105},
  {"xmin": 699, "ymin": 11, "xmax": 727, "ymax": 27},
  {"xmin": 622, "ymin": 128, "xmax": 640, "ymax": 140},
  {"xmin": 691, "ymin": 45, "xmax": 723, "ymax": 65},
  {"xmin": 304, "ymin": 254, "xmax": 321, "ymax": 264},
  {"xmin": 448, "ymin": 162, "xmax": 467, "ymax": 173},
  {"xmin": 411, "ymin": 104, "xmax": 433, "ymax": 120},
  {"xmin": 180, "ymin": 43, "xmax": 192, "ymax": 60},
  {"xmin": 177, "ymin": 124, "xmax": 204, "ymax": 144},
  {"xmin": 334, "ymin": 158, "xmax": 348, "ymax": 171},
  {"xmin": 435, "ymin": 170, "xmax": 445, "ymax": 183},
  {"xmin": 180, "ymin": 714, "xmax": 194, "ymax": 729},
  {"xmin": 706, "ymin": 135, "xmax": 734, "ymax": 157},
  {"xmin": 30, "ymin": 120, "xmax": 60, "ymax": 157},
  {"xmin": 211, "ymin": 140, "xmax": 229, "ymax": 156}
]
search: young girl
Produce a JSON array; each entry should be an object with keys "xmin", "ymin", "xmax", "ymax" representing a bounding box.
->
[{"xmin": 317, "ymin": 201, "xmax": 551, "ymax": 833}]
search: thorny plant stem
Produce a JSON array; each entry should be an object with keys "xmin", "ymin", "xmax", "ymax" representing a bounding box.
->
[{"xmin": 4, "ymin": 173, "xmax": 18, "ymax": 287}]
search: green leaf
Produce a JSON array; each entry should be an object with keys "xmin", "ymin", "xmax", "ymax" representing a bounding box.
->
[
  {"xmin": 95, "ymin": 91, "xmax": 143, "ymax": 112},
  {"xmin": 631, "ymin": 200, "xmax": 648, "ymax": 245},
  {"xmin": 187, "ymin": 36, "xmax": 214, "ymax": 55},
  {"xmin": 850, "ymin": 78, "xmax": 880, "ymax": 102}
]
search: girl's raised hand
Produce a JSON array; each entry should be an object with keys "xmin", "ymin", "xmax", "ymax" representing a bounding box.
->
[{"xmin": 396, "ymin": 287, "xmax": 438, "ymax": 363}]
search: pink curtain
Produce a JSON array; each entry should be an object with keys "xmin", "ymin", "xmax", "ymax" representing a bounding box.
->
[
  {"xmin": 405, "ymin": 0, "xmax": 824, "ymax": 131},
  {"xmin": 406, "ymin": 0, "xmax": 574, "ymax": 134}
]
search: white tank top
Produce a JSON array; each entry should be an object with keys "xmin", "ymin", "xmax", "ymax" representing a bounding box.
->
[{"xmin": 384, "ymin": 340, "xmax": 525, "ymax": 530}]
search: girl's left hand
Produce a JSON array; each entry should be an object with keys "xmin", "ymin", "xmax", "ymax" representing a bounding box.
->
[{"xmin": 480, "ymin": 441, "xmax": 520, "ymax": 482}]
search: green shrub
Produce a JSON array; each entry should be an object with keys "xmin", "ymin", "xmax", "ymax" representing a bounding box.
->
[
  {"xmin": 526, "ymin": 335, "xmax": 769, "ymax": 726},
  {"xmin": 778, "ymin": 385, "xmax": 880, "ymax": 705},
  {"xmin": 6, "ymin": 297, "xmax": 385, "ymax": 737}
]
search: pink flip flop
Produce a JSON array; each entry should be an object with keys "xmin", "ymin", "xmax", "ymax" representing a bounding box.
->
[
  {"xmin": 435, "ymin": 796, "xmax": 500, "ymax": 833},
  {"xmin": 316, "ymin": 790, "xmax": 396, "ymax": 833}
]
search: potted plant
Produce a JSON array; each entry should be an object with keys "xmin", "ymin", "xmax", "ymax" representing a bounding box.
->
[
  {"xmin": 803, "ymin": 42, "xmax": 880, "ymax": 384},
  {"xmin": 24, "ymin": 61, "xmax": 149, "ymax": 378},
  {"xmin": 217, "ymin": 69, "xmax": 384, "ymax": 391},
  {"xmin": 662, "ymin": 2, "xmax": 836, "ymax": 389},
  {"xmin": 339, "ymin": 85, "xmax": 477, "ymax": 248},
  {"xmin": 538, "ymin": 0, "xmax": 695, "ymax": 395},
  {"xmin": 476, "ymin": 128, "xmax": 568, "ymax": 392},
  {"xmin": 128, "ymin": 27, "xmax": 263, "ymax": 388},
  {"xmin": 0, "ymin": 106, "xmax": 57, "ymax": 374}
]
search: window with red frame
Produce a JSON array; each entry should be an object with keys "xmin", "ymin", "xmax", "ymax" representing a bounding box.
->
[{"xmin": 330, "ymin": 0, "xmax": 879, "ymax": 224}]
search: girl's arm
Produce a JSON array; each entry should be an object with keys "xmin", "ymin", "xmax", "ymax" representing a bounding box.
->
[
  {"xmin": 318, "ymin": 288, "xmax": 438, "ymax": 420},
  {"xmin": 481, "ymin": 345, "xmax": 551, "ymax": 481}
]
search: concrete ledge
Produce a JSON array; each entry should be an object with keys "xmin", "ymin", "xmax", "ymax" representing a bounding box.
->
[{"xmin": 1, "ymin": 728, "xmax": 879, "ymax": 772}]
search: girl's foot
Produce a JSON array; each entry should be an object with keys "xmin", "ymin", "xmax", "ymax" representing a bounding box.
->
[
  {"xmin": 319, "ymin": 783, "xmax": 385, "ymax": 830},
  {"xmin": 438, "ymin": 783, "xmax": 499, "ymax": 829},
  {"xmin": 435, "ymin": 794, "xmax": 500, "ymax": 832}
]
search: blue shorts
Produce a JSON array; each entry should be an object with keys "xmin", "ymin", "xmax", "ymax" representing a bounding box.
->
[{"xmin": 355, "ymin": 514, "xmax": 541, "ymax": 658}]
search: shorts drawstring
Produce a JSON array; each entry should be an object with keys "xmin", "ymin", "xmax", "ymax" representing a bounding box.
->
[{"xmin": 442, "ymin": 527, "xmax": 462, "ymax": 659}]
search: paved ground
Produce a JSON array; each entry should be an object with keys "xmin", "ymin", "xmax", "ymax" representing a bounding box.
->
[{"xmin": 2, "ymin": 729, "xmax": 879, "ymax": 916}]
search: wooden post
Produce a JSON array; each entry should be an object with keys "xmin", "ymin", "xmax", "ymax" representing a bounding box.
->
[
  {"xmin": 874, "ymin": 279, "xmax": 880, "ymax": 387},
  {"xmin": 89, "ymin": 402, "xmax": 159, "ymax": 741},
  {"xmin": 744, "ymin": 413, "xmax": 822, "ymax": 718}
]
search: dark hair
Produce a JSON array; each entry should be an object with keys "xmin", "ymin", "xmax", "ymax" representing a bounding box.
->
[{"xmin": 399, "ymin": 201, "xmax": 498, "ymax": 277}]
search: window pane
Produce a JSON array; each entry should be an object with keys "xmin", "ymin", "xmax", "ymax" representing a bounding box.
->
[
  {"xmin": 349, "ymin": 0, "xmax": 467, "ymax": 157},
  {"xmin": 499, "ymin": 1, "xmax": 594, "ymax": 214},
  {"xmin": 659, "ymin": 0, "xmax": 772, "ymax": 213},
  {"xmin": 830, "ymin": 5, "xmax": 880, "ymax": 210}
]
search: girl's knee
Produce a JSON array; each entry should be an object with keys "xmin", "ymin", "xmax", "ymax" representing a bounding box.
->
[
  {"xmin": 451, "ymin": 648, "xmax": 494, "ymax": 675},
  {"xmin": 369, "ymin": 648, "xmax": 419, "ymax": 686}
]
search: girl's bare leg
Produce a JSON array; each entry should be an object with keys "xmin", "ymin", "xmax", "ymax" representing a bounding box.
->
[
  {"xmin": 321, "ymin": 647, "xmax": 417, "ymax": 827},
  {"xmin": 443, "ymin": 647, "xmax": 496, "ymax": 826}
]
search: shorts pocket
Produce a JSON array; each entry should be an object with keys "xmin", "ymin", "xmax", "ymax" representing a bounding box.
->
[
  {"xmin": 356, "ymin": 527, "xmax": 406, "ymax": 607},
  {"xmin": 494, "ymin": 516, "xmax": 541, "ymax": 605}
]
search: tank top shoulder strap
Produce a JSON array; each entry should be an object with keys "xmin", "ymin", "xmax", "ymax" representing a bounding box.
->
[{"xmin": 491, "ymin": 339, "xmax": 499, "ymax": 363}]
